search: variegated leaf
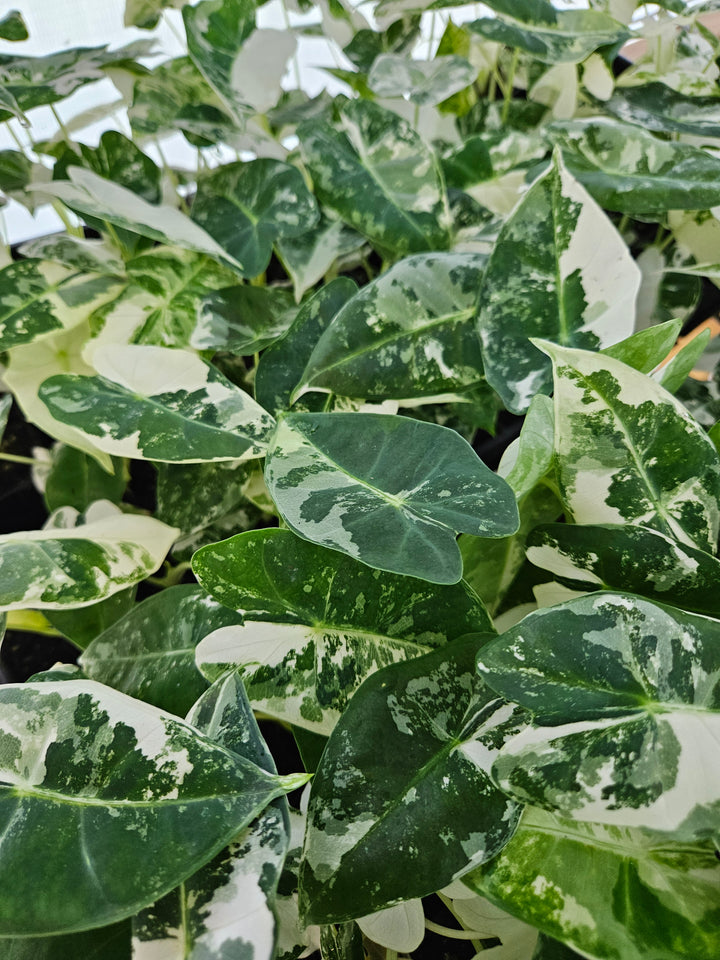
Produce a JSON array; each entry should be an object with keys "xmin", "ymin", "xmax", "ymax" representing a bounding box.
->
[
  {"xmin": 0, "ymin": 503, "xmax": 177, "ymax": 611},
  {"xmin": 133, "ymin": 672, "xmax": 291, "ymax": 960},
  {"xmin": 80, "ymin": 585, "xmax": 244, "ymax": 715},
  {"xmin": 192, "ymin": 528, "xmax": 492, "ymax": 733},
  {"xmin": 264, "ymin": 412, "xmax": 520, "ymax": 584},
  {"xmin": 0, "ymin": 679, "xmax": 298, "ymax": 936},
  {"xmin": 540, "ymin": 341, "xmax": 720, "ymax": 552},
  {"xmin": 368, "ymin": 53, "xmax": 476, "ymax": 105},
  {"xmin": 527, "ymin": 522, "xmax": 720, "ymax": 618},
  {"xmin": 296, "ymin": 253, "xmax": 487, "ymax": 403},
  {"xmin": 275, "ymin": 214, "xmax": 366, "ymax": 302},
  {"xmin": 37, "ymin": 168, "xmax": 241, "ymax": 272},
  {"xmin": 45, "ymin": 587, "xmax": 137, "ymax": 652},
  {"xmin": 299, "ymin": 636, "xmax": 527, "ymax": 922},
  {"xmin": 298, "ymin": 99, "xmax": 452, "ymax": 259},
  {"xmin": 600, "ymin": 81, "xmax": 720, "ymax": 138},
  {"xmin": 183, "ymin": 0, "xmax": 256, "ymax": 124},
  {"xmin": 39, "ymin": 345, "xmax": 275, "ymax": 463},
  {"xmin": 468, "ymin": 8, "xmax": 628, "ymax": 64},
  {"xmin": 18, "ymin": 235, "xmax": 125, "ymax": 277},
  {"xmin": 124, "ymin": 0, "xmax": 185, "ymax": 29},
  {"xmin": 550, "ymin": 118, "xmax": 720, "ymax": 216},
  {"xmin": 477, "ymin": 151, "xmax": 639, "ymax": 414},
  {"xmin": 255, "ymin": 278, "xmax": 358, "ymax": 417},
  {"xmin": 600, "ymin": 317, "xmax": 682, "ymax": 374},
  {"xmin": 191, "ymin": 160, "xmax": 319, "ymax": 280},
  {"xmin": 191, "ymin": 283, "xmax": 296, "ymax": 355},
  {"xmin": 465, "ymin": 807, "xmax": 720, "ymax": 960},
  {"xmin": 478, "ymin": 591, "xmax": 720, "ymax": 836}
]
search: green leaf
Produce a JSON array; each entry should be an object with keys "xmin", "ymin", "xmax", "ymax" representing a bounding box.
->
[
  {"xmin": 2, "ymin": 921, "xmax": 131, "ymax": 960},
  {"xmin": 183, "ymin": 0, "xmax": 256, "ymax": 123},
  {"xmin": 477, "ymin": 151, "xmax": 639, "ymax": 414},
  {"xmin": 39, "ymin": 345, "xmax": 275, "ymax": 463},
  {"xmin": 191, "ymin": 283, "xmax": 296, "ymax": 355},
  {"xmin": 527, "ymin": 522, "xmax": 720, "ymax": 619},
  {"xmin": 532, "ymin": 933, "xmax": 586, "ymax": 960},
  {"xmin": 0, "ymin": 505, "xmax": 177, "ymax": 611},
  {"xmin": 193, "ymin": 528, "xmax": 492, "ymax": 732},
  {"xmin": 298, "ymin": 99, "xmax": 452, "ymax": 258},
  {"xmin": 468, "ymin": 9, "xmax": 628, "ymax": 64},
  {"xmin": 499, "ymin": 394, "xmax": 555, "ymax": 501},
  {"xmin": 45, "ymin": 587, "xmax": 137, "ymax": 651},
  {"xmin": 296, "ymin": 252, "xmax": 487, "ymax": 403},
  {"xmin": 299, "ymin": 636, "xmax": 527, "ymax": 923},
  {"xmin": 600, "ymin": 317, "xmax": 682, "ymax": 373},
  {"xmin": 134, "ymin": 671, "xmax": 292, "ymax": 960},
  {"xmin": 0, "ymin": 10, "xmax": 28, "ymax": 41},
  {"xmin": 600, "ymin": 81, "xmax": 720, "ymax": 138},
  {"xmin": 659, "ymin": 328, "xmax": 712, "ymax": 394},
  {"xmin": 44, "ymin": 445, "xmax": 127, "ymax": 512},
  {"xmin": 37, "ymin": 168, "xmax": 242, "ymax": 272},
  {"xmin": 540, "ymin": 341, "xmax": 720, "ymax": 553},
  {"xmin": 275, "ymin": 213, "xmax": 366, "ymax": 302},
  {"xmin": 80, "ymin": 585, "xmax": 244, "ymax": 715},
  {"xmin": 255, "ymin": 277, "xmax": 358, "ymax": 417},
  {"xmin": 550, "ymin": 118, "xmax": 720, "ymax": 216},
  {"xmin": 0, "ymin": 679, "xmax": 294, "ymax": 936},
  {"xmin": 265, "ymin": 412, "xmax": 520, "ymax": 584},
  {"xmin": 478, "ymin": 591, "xmax": 720, "ymax": 836},
  {"xmin": 465, "ymin": 807, "xmax": 720, "ymax": 960},
  {"xmin": 191, "ymin": 159, "xmax": 319, "ymax": 279},
  {"xmin": 124, "ymin": 0, "xmax": 185, "ymax": 29},
  {"xmin": 367, "ymin": 53, "xmax": 477, "ymax": 105}
]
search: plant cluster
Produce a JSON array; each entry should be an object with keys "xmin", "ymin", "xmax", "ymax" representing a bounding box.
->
[{"xmin": 0, "ymin": 0, "xmax": 719, "ymax": 957}]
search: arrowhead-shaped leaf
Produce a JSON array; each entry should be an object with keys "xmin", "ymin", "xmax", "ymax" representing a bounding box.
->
[
  {"xmin": 477, "ymin": 151, "xmax": 639, "ymax": 414},
  {"xmin": 39, "ymin": 345, "xmax": 275, "ymax": 463},
  {"xmin": 265, "ymin": 412, "xmax": 520, "ymax": 583},
  {"xmin": 478, "ymin": 591, "xmax": 720, "ymax": 836},
  {"xmin": 299, "ymin": 636, "xmax": 527, "ymax": 922}
]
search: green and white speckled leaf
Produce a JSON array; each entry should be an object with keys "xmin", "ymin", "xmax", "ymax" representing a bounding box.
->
[
  {"xmin": 527, "ymin": 522, "xmax": 720, "ymax": 618},
  {"xmin": 191, "ymin": 160, "xmax": 319, "ymax": 280},
  {"xmin": 468, "ymin": 9, "xmax": 628, "ymax": 64},
  {"xmin": 183, "ymin": 0, "xmax": 256, "ymax": 124},
  {"xmin": 549, "ymin": 118, "xmax": 720, "ymax": 216},
  {"xmin": 298, "ymin": 100, "xmax": 452, "ymax": 259},
  {"xmin": 299, "ymin": 636, "xmax": 527, "ymax": 923},
  {"xmin": 18, "ymin": 235, "xmax": 125, "ymax": 277},
  {"xmin": 80, "ymin": 585, "xmax": 244, "ymax": 715},
  {"xmin": 477, "ymin": 591, "xmax": 720, "ymax": 836},
  {"xmin": 368, "ymin": 54, "xmax": 476, "ymax": 105},
  {"xmin": 296, "ymin": 253, "xmax": 487, "ymax": 403},
  {"xmin": 477, "ymin": 152, "xmax": 639, "ymax": 414},
  {"xmin": 255, "ymin": 278, "xmax": 358, "ymax": 417},
  {"xmin": 191, "ymin": 283, "xmax": 296, "ymax": 355},
  {"xmin": 265, "ymin": 412, "xmax": 519, "ymax": 583},
  {"xmin": 541, "ymin": 341, "xmax": 720, "ymax": 552},
  {"xmin": 0, "ymin": 504, "xmax": 177, "ymax": 611},
  {"xmin": 0, "ymin": 679, "xmax": 297, "ymax": 936},
  {"xmin": 600, "ymin": 81, "xmax": 720, "ymax": 138},
  {"xmin": 93, "ymin": 247, "xmax": 241, "ymax": 349},
  {"xmin": 39, "ymin": 345, "xmax": 275, "ymax": 463},
  {"xmin": 193, "ymin": 528, "xmax": 492, "ymax": 732},
  {"xmin": 2, "ymin": 920, "xmax": 131, "ymax": 960},
  {"xmin": 133, "ymin": 672, "xmax": 291, "ymax": 960},
  {"xmin": 275, "ymin": 214, "xmax": 366, "ymax": 302},
  {"xmin": 37, "ymin": 168, "xmax": 241, "ymax": 272},
  {"xmin": 465, "ymin": 807, "xmax": 720, "ymax": 960}
]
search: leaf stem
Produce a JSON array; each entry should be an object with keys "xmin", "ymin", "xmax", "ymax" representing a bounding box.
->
[
  {"xmin": 146, "ymin": 561, "xmax": 193, "ymax": 588},
  {"xmin": 6, "ymin": 610, "xmax": 64, "ymax": 637},
  {"xmin": 424, "ymin": 919, "xmax": 486, "ymax": 941},
  {"xmin": 501, "ymin": 49, "xmax": 519, "ymax": 124},
  {"xmin": 0, "ymin": 451, "xmax": 45, "ymax": 467},
  {"xmin": 49, "ymin": 104, "xmax": 72, "ymax": 144}
]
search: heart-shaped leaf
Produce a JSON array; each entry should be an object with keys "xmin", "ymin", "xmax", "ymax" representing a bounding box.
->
[
  {"xmin": 367, "ymin": 53, "xmax": 476, "ymax": 105},
  {"xmin": 265, "ymin": 412, "xmax": 520, "ymax": 583}
]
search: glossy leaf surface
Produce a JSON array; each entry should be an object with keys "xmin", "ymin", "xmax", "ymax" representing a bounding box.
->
[
  {"xmin": 0, "ymin": 680, "xmax": 293, "ymax": 935},
  {"xmin": 466, "ymin": 807, "xmax": 720, "ymax": 960},
  {"xmin": 368, "ymin": 53, "xmax": 476, "ymax": 105},
  {"xmin": 600, "ymin": 81, "xmax": 720, "ymax": 138},
  {"xmin": 541, "ymin": 341, "xmax": 720, "ymax": 552},
  {"xmin": 478, "ymin": 591, "xmax": 720, "ymax": 835},
  {"xmin": 193, "ymin": 528, "xmax": 492, "ymax": 731},
  {"xmin": 265, "ymin": 412, "xmax": 519, "ymax": 583},
  {"xmin": 298, "ymin": 99, "xmax": 452, "ymax": 258},
  {"xmin": 40, "ymin": 345, "xmax": 275, "ymax": 463},
  {"xmin": 298, "ymin": 252, "xmax": 487, "ymax": 402},
  {"xmin": 300, "ymin": 637, "xmax": 526, "ymax": 922},
  {"xmin": 477, "ymin": 152, "xmax": 638, "ymax": 414},
  {"xmin": 80, "ymin": 585, "xmax": 244, "ymax": 715}
]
